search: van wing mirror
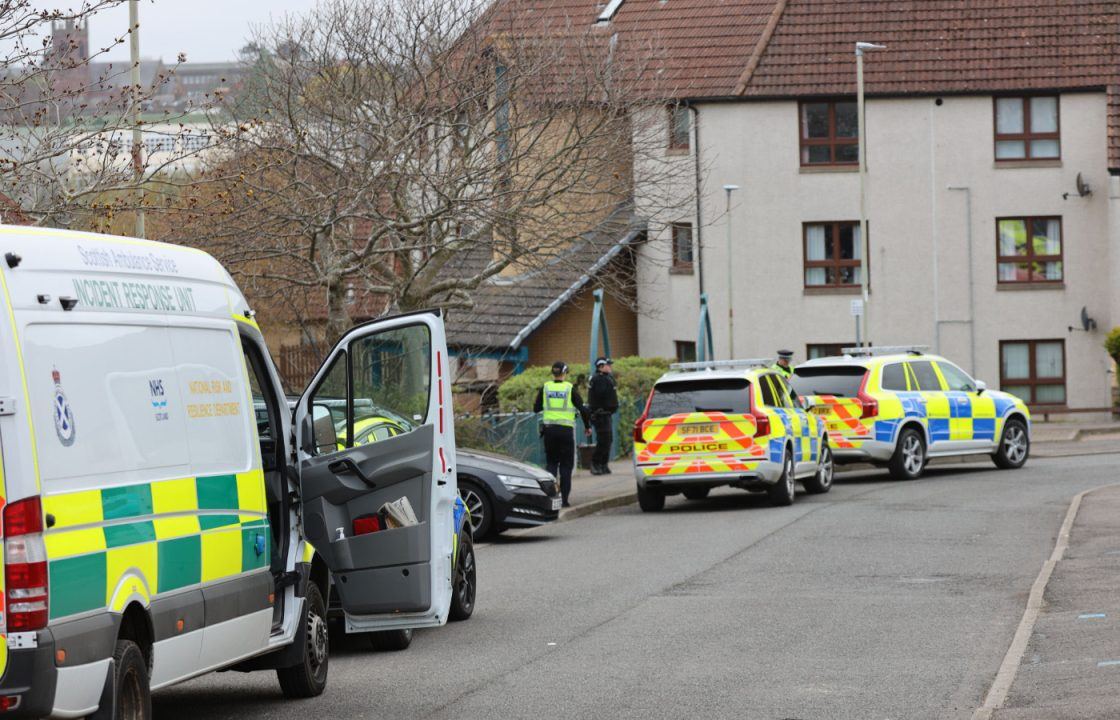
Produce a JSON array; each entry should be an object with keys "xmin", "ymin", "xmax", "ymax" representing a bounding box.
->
[{"xmin": 311, "ymin": 403, "xmax": 338, "ymax": 454}]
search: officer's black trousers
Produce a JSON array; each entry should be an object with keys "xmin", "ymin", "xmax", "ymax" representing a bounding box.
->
[
  {"xmin": 592, "ymin": 414, "xmax": 613, "ymax": 468},
  {"xmin": 542, "ymin": 425, "xmax": 575, "ymax": 503}
]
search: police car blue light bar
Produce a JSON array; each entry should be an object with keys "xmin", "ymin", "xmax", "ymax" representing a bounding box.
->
[
  {"xmin": 840, "ymin": 345, "xmax": 929, "ymax": 356},
  {"xmin": 669, "ymin": 358, "xmax": 774, "ymax": 372}
]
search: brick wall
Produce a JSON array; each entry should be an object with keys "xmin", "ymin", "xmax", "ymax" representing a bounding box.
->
[{"xmin": 525, "ymin": 286, "xmax": 638, "ymax": 368}]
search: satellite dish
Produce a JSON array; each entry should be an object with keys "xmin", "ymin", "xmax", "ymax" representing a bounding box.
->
[
  {"xmin": 1081, "ymin": 306, "xmax": 1097, "ymax": 332},
  {"xmin": 1076, "ymin": 173, "xmax": 1092, "ymax": 197}
]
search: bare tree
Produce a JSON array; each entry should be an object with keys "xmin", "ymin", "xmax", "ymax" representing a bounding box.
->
[
  {"xmin": 0, "ymin": 1, "xmax": 205, "ymax": 228},
  {"xmin": 151, "ymin": 0, "xmax": 687, "ymax": 343}
]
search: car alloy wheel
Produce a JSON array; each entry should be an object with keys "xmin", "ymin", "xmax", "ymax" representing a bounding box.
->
[
  {"xmin": 817, "ymin": 444, "xmax": 833, "ymax": 489},
  {"xmin": 460, "ymin": 487, "xmax": 486, "ymax": 535},
  {"xmin": 902, "ymin": 433, "xmax": 924, "ymax": 476},
  {"xmin": 1003, "ymin": 424, "xmax": 1028, "ymax": 465}
]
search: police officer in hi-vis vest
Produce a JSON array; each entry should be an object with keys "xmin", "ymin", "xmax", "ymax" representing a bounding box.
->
[{"xmin": 534, "ymin": 361, "xmax": 592, "ymax": 507}]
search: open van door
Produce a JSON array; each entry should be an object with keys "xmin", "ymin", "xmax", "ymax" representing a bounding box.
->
[{"xmin": 293, "ymin": 310, "xmax": 456, "ymax": 632}]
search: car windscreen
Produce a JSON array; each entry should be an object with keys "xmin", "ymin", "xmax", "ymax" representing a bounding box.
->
[
  {"xmin": 648, "ymin": 379, "xmax": 751, "ymax": 416},
  {"xmin": 790, "ymin": 366, "xmax": 867, "ymax": 397}
]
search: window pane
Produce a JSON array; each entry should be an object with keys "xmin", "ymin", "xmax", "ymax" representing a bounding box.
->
[
  {"xmin": 851, "ymin": 224, "xmax": 862, "ymax": 259},
  {"xmin": 1035, "ymin": 384, "xmax": 1065, "ymax": 404},
  {"xmin": 995, "ymin": 140, "xmax": 1026, "ymax": 159},
  {"xmin": 835, "ymin": 102, "xmax": 858, "ymax": 137},
  {"xmin": 1001, "ymin": 343, "xmax": 1030, "ymax": 379},
  {"xmin": 838, "ymin": 224, "xmax": 855, "ymax": 259},
  {"xmin": 758, "ymin": 376, "xmax": 779, "ymax": 407},
  {"xmin": 998, "ymin": 219, "xmax": 1027, "ymax": 256},
  {"xmin": 805, "ymin": 268, "xmax": 827, "ymax": 286},
  {"xmin": 802, "ymin": 103, "xmax": 829, "ymax": 138},
  {"xmin": 938, "ymin": 362, "xmax": 976, "ymax": 392},
  {"xmin": 352, "ymin": 324, "xmax": 432, "ymax": 435},
  {"xmin": 1029, "ymin": 139, "xmax": 1059, "ymax": 158},
  {"xmin": 805, "ymin": 225, "xmax": 827, "ymax": 261},
  {"xmin": 1030, "ymin": 97, "xmax": 1058, "ymax": 133},
  {"xmin": 670, "ymin": 106, "xmax": 691, "ymax": 148},
  {"xmin": 996, "ymin": 98, "xmax": 1024, "ymax": 134},
  {"xmin": 998, "ymin": 262, "xmax": 1019, "ymax": 282},
  {"xmin": 910, "ymin": 361, "xmax": 943, "ymax": 391},
  {"xmin": 1042, "ymin": 261, "xmax": 1062, "ymax": 280},
  {"xmin": 805, "ymin": 145, "xmax": 831, "ymax": 164},
  {"xmin": 838, "ymin": 266, "xmax": 856, "ymax": 285},
  {"xmin": 1032, "ymin": 219, "xmax": 1061, "ymax": 255},
  {"xmin": 1035, "ymin": 342, "xmax": 1064, "ymax": 378},
  {"xmin": 835, "ymin": 142, "xmax": 858, "ymax": 163},
  {"xmin": 850, "ymin": 266, "xmax": 862, "ymax": 284},
  {"xmin": 1002, "ymin": 385, "xmax": 1032, "ymax": 402},
  {"xmin": 310, "ymin": 354, "xmax": 348, "ymax": 455},
  {"xmin": 881, "ymin": 363, "xmax": 907, "ymax": 391}
]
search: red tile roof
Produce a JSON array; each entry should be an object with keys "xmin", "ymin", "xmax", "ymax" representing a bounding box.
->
[{"xmin": 485, "ymin": 0, "xmax": 1120, "ymax": 167}]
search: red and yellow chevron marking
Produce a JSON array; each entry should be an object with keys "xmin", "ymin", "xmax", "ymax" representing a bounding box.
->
[
  {"xmin": 636, "ymin": 412, "xmax": 764, "ymax": 477},
  {"xmin": 812, "ymin": 395, "xmax": 870, "ymax": 449}
]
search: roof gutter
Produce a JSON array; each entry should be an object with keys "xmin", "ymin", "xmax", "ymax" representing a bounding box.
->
[{"xmin": 509, "ymin": 226, "xmax": 643, "ymax": 350}]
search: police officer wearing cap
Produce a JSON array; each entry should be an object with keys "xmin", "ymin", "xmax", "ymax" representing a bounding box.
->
[
  {"xmin": 534, "ymin": 361, "xmax": 591, "ymax": 507},
  {"xmin": 587, "ymin": 357, "xmax": 618, "ymax": 475},
  {"xmin": 771, "ymin": 349, "xmax": 795, "ymax": 378}
]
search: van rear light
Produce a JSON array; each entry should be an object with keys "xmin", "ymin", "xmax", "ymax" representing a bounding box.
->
[
  {"xmin": 857, "ymin": 372, "xmax": 878, "ymax": 419},
  {"xmin": 4, "ymin": 496, "xmax": 48, "ymax": 632}
]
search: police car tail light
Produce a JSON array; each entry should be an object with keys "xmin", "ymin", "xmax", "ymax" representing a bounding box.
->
[
  {"xmin": 4, "ymin": 495, "xmax": 49, "ymax": 632},
  {"xmin": 857, "ymin": 373, "xmax": 878, "ymax": 419},
  {"xmin": 633, "ymin": 390, "xmax": 654, "ymax": 444},
  {"xmin": 750, "ymin": 410, "xmax": 770, "ymax": 437}
]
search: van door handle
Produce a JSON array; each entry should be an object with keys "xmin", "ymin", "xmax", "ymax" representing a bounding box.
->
[{"xmin": 327, "ymin": 458, "xmax": 376, "ymax": 488}]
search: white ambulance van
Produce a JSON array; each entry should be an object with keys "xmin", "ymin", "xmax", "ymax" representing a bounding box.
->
[{"xmin": 0, "ymin": 226, "xmax": 460, "ymax": 717}]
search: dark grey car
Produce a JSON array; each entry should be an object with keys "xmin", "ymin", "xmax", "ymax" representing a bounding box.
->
[{"xmin": 456, "ymin": 449, "xmax": 561, "ymax": 539}]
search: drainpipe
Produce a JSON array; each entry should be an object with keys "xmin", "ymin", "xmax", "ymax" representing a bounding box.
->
[{"xmin": 691, "ymin": 103, "xmax": 704, "ymax": 296}]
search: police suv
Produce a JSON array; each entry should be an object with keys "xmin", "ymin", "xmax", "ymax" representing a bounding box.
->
[{"xmin": 0, "ymin": 226, "xmax": 469, "ymax": 717}]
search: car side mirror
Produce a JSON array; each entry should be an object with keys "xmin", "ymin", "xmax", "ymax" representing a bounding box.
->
[
  {"xmin": 975, "ymin": 380, "xmax": 987, "ymax": 394},
  {"xmin": 311, "ymin": 404, "xmax": 338, "ymax": 454}
]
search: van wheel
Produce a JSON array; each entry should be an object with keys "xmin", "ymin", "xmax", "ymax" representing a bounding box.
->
[
  {"xmin": 448, "ymin": 531, "xmax": 476, "ymax": 622},
  {"xmin": 767, "ymin": 448, "xmax": 796, "ymax": 506},
  {"xmin": 637, "ymin": 485, "xmax": 665, "ymax": 512},
  {"xmin": 802, "ymin": 441, "xmax": 834, "ymax": 494},
  {"xmin": 89, "ymin": 639, "xmax": 151, "ymax": 720},
  {"xmin": 993, "ymin": 418, "xmax": 1030, "ymax": 469},
  {"xmin": 368, "ymin": 628, "xmax": 413, "ymax": 652},
  {"xmin": 277, "ymin": 581, "xmax": 328, "ymax": 698},
  {"xmin": 682, "ymin": 487, "xmax": 710, "ymax": 500},
  {"xmin": 889, "ymin": 428, "xmax": 926, "ymax": 480}
]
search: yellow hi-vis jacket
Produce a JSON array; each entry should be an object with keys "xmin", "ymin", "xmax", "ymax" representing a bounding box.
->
[{"xmin": 541, "ymin": 381, "xmax": 577, "ymax": 427}]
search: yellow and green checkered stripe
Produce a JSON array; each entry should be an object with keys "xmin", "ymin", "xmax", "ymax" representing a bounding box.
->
[{"xmin": 43, "ymin": 471, "xmax": 270, "ymax": 620}]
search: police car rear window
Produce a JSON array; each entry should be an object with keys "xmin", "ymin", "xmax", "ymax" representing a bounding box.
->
[
  {"xmin": 789, "ymin": 366, "xmax": 867, "ymax": 397},
  {"xmin": 649, "ymin": 379, "xmax": 751, "ymax": 416}
]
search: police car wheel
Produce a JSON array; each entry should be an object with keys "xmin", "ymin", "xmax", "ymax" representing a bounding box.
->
[
  {"xmin": 637, "ymin": 485, "xmax": 665, "ymax": 512},
  {"xmin": 368, "ymin": 628, "xmax": 413, "ymax": 651},
  {"xmin": 993, "ymin": 419, "xmax": 1030, "ymax": 470},
  {"xmin": 89, "ymin": 639, "xmax": 151, "ymax": 720},
  {"xmin": 681, "ymin": 487, "xmax": 710, "ymax": 500},
  {"xmin": 767, "ymin": 449, "xmax": 796, "ymax": 507},
  {"xmin": 803, "ymin": 441, "xmax": 834, "ymax": 494},
  {"xmin": 889, "ymin": 428, "xmax": 926, "ymax": 480},
  {"xmin": 277, "ymin": 581, "xmax": 329, "ymax": 698},
  {"xmin": 449, "ymin": 531, "xmax": 476, "ymax": 621}
]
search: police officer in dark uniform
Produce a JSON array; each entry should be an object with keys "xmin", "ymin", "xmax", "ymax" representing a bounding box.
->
[
  {"xmin": 534, "ymin": 361, "xmax": 591, "ymax": 507},
  {"xmin": 587, "ymin": 357, "xmax": 618, "ymax": 475}
]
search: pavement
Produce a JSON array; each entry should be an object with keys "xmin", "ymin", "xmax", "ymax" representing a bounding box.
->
[{"xmin": 154, "ymin": 450, "xmax": 1120, "ymax": 719}]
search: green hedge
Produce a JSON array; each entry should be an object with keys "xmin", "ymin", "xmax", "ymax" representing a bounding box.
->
[
  {"xmin": 1106, "ymin": 327, "xmax": 1120, "ymax": 364},
  {"xmin": 498, "ymin": 356, "xmax": 672, "ymax": 456}
]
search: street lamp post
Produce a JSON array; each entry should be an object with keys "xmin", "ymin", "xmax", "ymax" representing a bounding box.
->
[
  {"xmin": 855, "ymin": 41, "xmax": 884, "ymax": 348},
  {"xmin": 723, "ymin": 184, "xmax": 739, "ymax": 358}
]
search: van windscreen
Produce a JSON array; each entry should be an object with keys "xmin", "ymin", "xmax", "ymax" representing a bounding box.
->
[
  {"xmin": 790, "ymin": 366, "xmax": 867, "ymax": 397},
  {"xmin": 649, "ymin": 379, "xmax": 751, "ymax": 416}
]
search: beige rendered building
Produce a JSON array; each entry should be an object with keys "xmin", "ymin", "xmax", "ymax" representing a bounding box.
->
[{"xmin": 614, "ymin": 0, "xmax": 1120, "ymax": 414}]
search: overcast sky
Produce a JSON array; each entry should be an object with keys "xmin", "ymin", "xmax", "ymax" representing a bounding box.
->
[{"xmin": 81, "ymin": 0, "xmax": 319, "ymax": 63}]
